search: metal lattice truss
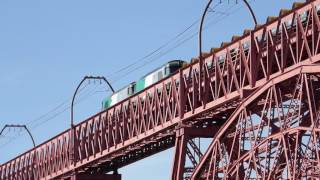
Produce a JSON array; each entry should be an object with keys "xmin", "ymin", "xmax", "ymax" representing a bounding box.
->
[
  {"xmin": 191, "ymin": 69, "xmax": 320, "ymax": 179},
  {"xmin": 1, "ymin": 0, "xmax": 320, "ymax": 179}
]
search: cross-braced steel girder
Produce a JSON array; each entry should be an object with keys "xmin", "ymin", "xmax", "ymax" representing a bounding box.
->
[
  {"xmin": 171, "ymin": 126, "xmax": 218, "ymax": 180},
  {"xmin": 3, "ymin": 1, "xmax": 320, "ymax": 179},
  {"xmin": 191, "ymin": 65, "xmax": 320, "ymax": 179}
]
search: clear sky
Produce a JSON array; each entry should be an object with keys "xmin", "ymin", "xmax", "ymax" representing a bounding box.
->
[{"xmin": 0, "ymin": 0, "xmax": 303, "ymax": 179}]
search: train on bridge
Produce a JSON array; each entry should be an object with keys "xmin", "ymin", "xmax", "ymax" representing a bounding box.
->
[
  {"xmin": 102, "ymin": 6, "xmax": 313, "ymax": 111},
  {"xmin": 102, "ymin": 60, "xmax": 187, "ymax": 109},
  {"xmin": 1, "ymin": 1, "xmax": 320, "ymax": 180}
]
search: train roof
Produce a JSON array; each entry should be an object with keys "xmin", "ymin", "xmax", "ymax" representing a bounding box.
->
[
  {"xmin": 140, "ymin": 59, "xmax": 186, "ymax": 79},
  {"xmin": 112, "ymin": 82, "xmax": 136, "ymax": 94},
  {"xmin": 110, "ymin": 60, "xmax": 186, "ymax": 95}
]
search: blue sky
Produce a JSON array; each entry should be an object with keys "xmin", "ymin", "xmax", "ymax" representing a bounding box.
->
[{"xmin": 0, "ymin": 0, "xmax": 303, "ymax": 179}]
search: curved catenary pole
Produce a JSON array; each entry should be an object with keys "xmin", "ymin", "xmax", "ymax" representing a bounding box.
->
[
  {"xmin": 198, "ymin": 0, "xmax": 257, "ymax": 97},
  {"xmin": 0, "ymin": 124, "xmax": 36, "ymax": 147},
  {"xmin": 71, "ymin": 76, "xmax": 114, "ymax": 127},
  {"xmin": 198, "ymin": 0, "xmax": 213, "ymax": 99},
  {"xmin": 70, "ymin": 75, "xmax": 114, "ymax": 165},
  {"xmin": 243, "ymin": 0, "xmax": 258, "ymax": 26}
]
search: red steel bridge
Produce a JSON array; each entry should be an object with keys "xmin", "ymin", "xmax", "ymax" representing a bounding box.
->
[{"xmin": 2, "ymin": 0, "xmax": 320, "ymax": 179}]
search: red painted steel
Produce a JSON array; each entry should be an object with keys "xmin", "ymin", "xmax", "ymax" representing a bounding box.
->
[
  {"xmin": 191, "ymin": 66, "xmax": 320, "ymax": 179},
  {"xmin": 171, "ymin": 126, "xmax": 217, "ymax": 180},
  {"xmin": 1, "ymin": 0, "xmax": 320, "ymax": 179}
]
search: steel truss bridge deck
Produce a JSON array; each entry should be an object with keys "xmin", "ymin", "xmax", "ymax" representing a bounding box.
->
[{"xmin": 2, "ymin": 0, "xmax": 320, "ymax": 179}]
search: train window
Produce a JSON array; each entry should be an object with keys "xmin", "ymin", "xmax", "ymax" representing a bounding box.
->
[
  {"xmin": 128, "ymin": 84, "xmax": 135, "ymax": 95},
  {"xmin": 169, "ymin": 64, "xmax": 181, "ymax": 74},
  {"xmin": 165, "ymin": 66, "xmax": 170, "ymax": 76},
  {"xmin": 152, "ymin": 72, "xmax": 157, "ymax": 82},
  {"xmin": 157, "ymin": 71, "xmax": 163, "ymax": 80}
]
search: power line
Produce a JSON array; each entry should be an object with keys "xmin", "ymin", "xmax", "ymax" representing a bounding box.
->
[
  {"xmin": 2, "ymin": 1, "xmax": 228, "ymax": 132},
  {"xmin": 0, "ymin": 0, "xmax": 255, "ymax": 149},
  {"xmin": 107, "ymin": 0, "xmax": 254, "ymax": 84},
  {"xmin": 0, "ymin": 79, "xmax": 113, "ymax": 149},
  {"xmin": 29, "ymin": 83, "xmax": 101, "ymax": 129},
  {"xmin": 7, "ymin": 8, "xmax": 215, "ymax": 131},
  {"xmin": 22, "ymin": 82, "xmax": 90, "ymax": 127},
  {"xmin": 0, "ymin": 83, "xmax": 102, "ymax": 149},
  {"xmin": 105, "ymin": 1, "xmax": 224, "ymax": 81}
]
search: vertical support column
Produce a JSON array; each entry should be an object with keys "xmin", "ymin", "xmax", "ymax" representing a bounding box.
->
[
  {"xmin": 179, "ymin": 70, "xmax": 185, "ymax": 119},
  {"xmin": 266, "ymin": 30, "xmax": 271, "ymax": 80},
  {"xmin": 281, "ymin": 23, "xmax": 288, "ymax": 72},
  {"xmin": 250, "ymin": 31, "xmax": 258, "ymax": 87},
  {"xmin": 69, "ymin": 127, "xmax": 77, "ymax": 168},
  {"xmin": 171, "ymin": 129, "xmax": 188, "ymax": 180},
  {"xmin": 171, "ymin": 126, "xmax": 217, "ymax": 180}
]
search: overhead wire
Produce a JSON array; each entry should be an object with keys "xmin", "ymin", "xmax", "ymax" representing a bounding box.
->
[
  {"xmin": 16, "ymin": 0, "xmax": 233, "ymax": 130},
  {"xmin": 0, "ymin": 83, "xmax": 103, "ymax": 149},
  {"xmin": 1, "ymin": 0, "xmax": 249, "ymax": 140},
  {"xmin": 23, "ymin": 82, "xmax": 90, "ymax": 127},
  {"xmin": 29, "ymin": 84, "xmax": 101, "ymax": 129},
  {"xmin": 0, "ymin": 0, "xmax": 255, "ymax": 149},
  {"xmin": 21, "ymin": 78, "xmax": 112, "ymax": 128},
  {"xmin": 0, "ymin": 1, "xmax": 223, "ymax": 135},
  {"xmin": 104, "ymin": 1, "xmax": 223, "ymax": 81},
  {"xmin": 107, "ymin": 0, "xmax": 255, "ymax": 84}
]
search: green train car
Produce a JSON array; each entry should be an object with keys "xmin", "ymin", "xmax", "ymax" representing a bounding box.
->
[{"xmin": 102, "ymin": 60, "xmax": 186, "ymax": 109}]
